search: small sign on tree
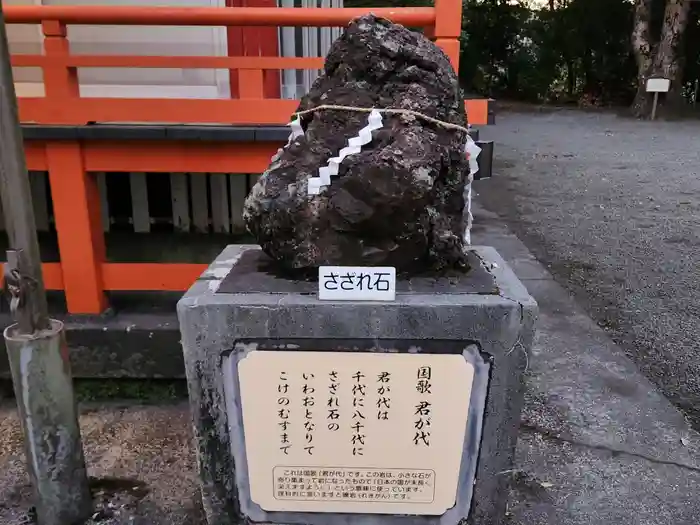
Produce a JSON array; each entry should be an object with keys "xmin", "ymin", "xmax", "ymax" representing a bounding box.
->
[
  {"xmin": 646, "ymin": 78, "xmax": 670, "ymax": 93},
  {"xmin": 645, "ymin": 77, "xmax": 671, "ymax": 120}
]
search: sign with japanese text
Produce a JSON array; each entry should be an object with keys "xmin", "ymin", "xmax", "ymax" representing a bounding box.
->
[
  {"xmin": 318, "ymin": 266, "xmax": 396, "ymax": 301},
  {"xmin": 237, "ymin": 351, "xmax": 474, "ymax": 515}
]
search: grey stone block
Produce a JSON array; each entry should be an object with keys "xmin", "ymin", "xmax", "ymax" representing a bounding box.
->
[
  {"xmin": 177, "ymin": 245, "xmax": 537, "ymax": 525},
  {"xmin": 475, "ymin": 140, "xmax": 494, "ymax": 180}
]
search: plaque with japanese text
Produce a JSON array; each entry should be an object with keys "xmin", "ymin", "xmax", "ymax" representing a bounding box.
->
[
  {"xmin": 318, "ymin": 266, "xmax": 396, "ymax": 301},
  {"xmin": 237, "ymin": 351, "xmax": 474, "ymax": 515}
]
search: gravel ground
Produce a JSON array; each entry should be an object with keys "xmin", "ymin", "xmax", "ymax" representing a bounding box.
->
[
  {"xmin": 475, "ymin": 109, "xmax": 700, "ymax": 428},
  {"xmin": 0, "ymin": 402, "xmax": 204, "ymax": 525}
]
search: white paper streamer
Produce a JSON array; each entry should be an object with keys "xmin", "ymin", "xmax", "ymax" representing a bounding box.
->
[
  {"xmin": 290, "ymin": 118, "xmax": 304, "ymax": 139},
  {"xmin": 270, "ymin": 117, "xmax": 305, "ymax": 163},
  {"xmin": 463, "ymin": 135, "xmax": 482, "ymax": 245},
  {"xmin": 307, "ymin": 109, "xmax": 383, "ymax": 196},
  {"xmin": 308, "ymin": 177, "xmax": 323, "ymax": 195}
]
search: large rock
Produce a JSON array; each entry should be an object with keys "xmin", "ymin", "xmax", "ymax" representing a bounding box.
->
[{"xmin": 243, "ymin": 14, "xmax": 470, "ymax": 275}]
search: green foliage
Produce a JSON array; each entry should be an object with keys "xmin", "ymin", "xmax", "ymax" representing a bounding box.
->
[
  {"xmin": 460, "ymin": 0, "xmax": 637, "ymax": 104},
  {"xmin": 684, "ymin": 6, "xmax": 700, "ymax": 93},
  {"xmin": 344, "ymin": 0, "xmax": 700, "ymax": 106}
]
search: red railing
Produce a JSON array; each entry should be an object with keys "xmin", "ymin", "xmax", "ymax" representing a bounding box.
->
[
  {"xmin": 7, "ymin": 4, "xmax": 472, "ymax": 125},
  {"xmin": 4, "ymin": 2, "xmax": 472, "ymax": 314}
]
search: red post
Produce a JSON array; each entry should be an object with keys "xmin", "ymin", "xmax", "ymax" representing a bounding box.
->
[
  {"xmin": 40, "ymin": 21, "xmax": 77, "ymax": 120},
  {"xmin": 46, "ymin": 143, "xmax": 107, "ymax": 314},
  {"xmin": 433, "ymin": 0, "xmax": 462, "ymax": 72},
  {"xmin": 41, "ymin": 21, "xmax": 106, "ymax": 313},
  {"xmin": 251, "ymin": 0, "xmax": 281, "ymax": 99},
  {"xmin": 239, "ymin": 69, "xmax": 264, "ymax": 98},
  {"xmin": 227, "ymin": 0, "xmax": 281, "ymax": 99},
  {"xmin": 226, "ymin": 0, "xmax": 244, "ymax": 97}
]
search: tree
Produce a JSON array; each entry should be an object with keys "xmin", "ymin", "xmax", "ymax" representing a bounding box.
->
[
  {"xmin": 346, "ymin": 0, "xmax": 693, "ymax": 110},
  {"xmin": 566, "ymin": 0, "xmax": 637, "ymax": 105},
  {"xmin": 631, "ymin": 0, "xmax": 692, "ymax": 116}
]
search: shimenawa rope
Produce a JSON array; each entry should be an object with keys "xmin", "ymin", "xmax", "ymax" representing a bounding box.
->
[
  {"xmin": 292, "ymin": 104, "xmax": 471, "ymax": 134},
  {"xmin": 288, "ymin": 104, "xmax": 479, "ymax": 244}
]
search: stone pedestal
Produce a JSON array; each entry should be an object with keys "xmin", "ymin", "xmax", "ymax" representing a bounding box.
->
[{"xmin": 177, "ymin": 245, "xmax": 537, "ymax": 525}]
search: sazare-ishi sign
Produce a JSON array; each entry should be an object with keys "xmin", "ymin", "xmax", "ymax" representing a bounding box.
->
[{"xmin": 237, "ymin": 351, "xmax": 474, "ymax": 515}]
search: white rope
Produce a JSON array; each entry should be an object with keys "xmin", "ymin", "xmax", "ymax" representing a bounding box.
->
[{"xmin": 293, "ymin": 104, "xmax": 470, "ymax": 133}]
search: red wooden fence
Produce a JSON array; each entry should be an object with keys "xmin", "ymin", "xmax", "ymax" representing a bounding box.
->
[{"xmin": 4, "ymin": 2, "xmax": 480, "ymax": 314}]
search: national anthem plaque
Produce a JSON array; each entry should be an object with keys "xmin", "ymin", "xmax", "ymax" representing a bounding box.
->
[{"xmin": 236, "ymin": 351, "xmax": 474, "ymax": 515}]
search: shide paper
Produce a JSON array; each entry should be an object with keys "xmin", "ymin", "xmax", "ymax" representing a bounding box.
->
[
  {"xmin": 308, "ymin": 110, "xmax": 384, "ymax": 196},
  {"xmin": 463, "ymin": 135, "xmax": 482, "ymax": 245},
  {"xmin": 270, "ymin": 118, "xmax": 305, "ymax": 164}
]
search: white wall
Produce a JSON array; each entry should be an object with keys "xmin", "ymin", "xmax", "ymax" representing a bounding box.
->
[
  {"xmin": 7, "ymin": 0, "xmax": 44, "ymax": 95},
  {"xmin": 7, "ymin": 0, "xmax": 230, "ymax": 98},
  {"xmin": 280, "ymin": 0, "xmax": 343, "ymax": 100},
  {"xmin": 6, "ymin": 0, "xmax": 345, "ymax": 100}
]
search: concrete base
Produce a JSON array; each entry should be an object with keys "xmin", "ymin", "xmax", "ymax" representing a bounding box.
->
[
  {"xmin": 178, "ymin": 245, "xmax": 537, "ymax": 525},
  {"xmin": 0, "ymin": 307, "xmax": 183, "ymax": 380}
]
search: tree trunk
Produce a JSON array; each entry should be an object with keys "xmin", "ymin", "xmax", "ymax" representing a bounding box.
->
[
  {"xmin": 631, "ymin": 0, "xmax": 691, "ymax": 118},
  {"xmin": 631, "ymin": 0, "xmax": 654, "ymax": 116},
  {"xmin": 582, "ymin": 48, "xmax": 597, "ymax": 99},
  {"xmin": 566, "ymin": 60, "xmax": 575, "ymax": 98},
  {"xmin": 653, "ymin": 0, "xmax": 691, "ymax": 112}
]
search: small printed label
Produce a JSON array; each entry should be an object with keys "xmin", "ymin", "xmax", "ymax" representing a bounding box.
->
[
  {"xmin": 272, "ymin": 466, "xmax": 436, "ymax": 503},
  {"xmin": 318, "ymin": 266, "xmax": 396, "ymax": 301}
]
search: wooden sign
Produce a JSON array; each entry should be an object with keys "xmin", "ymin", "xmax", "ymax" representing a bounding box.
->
[
  {"xmin": 237, "ymin": 351, "xmax": 474, "ymax": 515},
  {"xmin": 646, "ymin": 78, "xmax": 670, "ymax": 93}
]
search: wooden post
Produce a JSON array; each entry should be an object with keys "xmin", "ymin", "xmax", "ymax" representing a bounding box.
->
[
  {"xmin": 47, "ymin": 142, "xmax": 107, "ymax": 313},
  {"xmin": 433, "ymin": 0, "xmax": 463, "ymax": 72},
  {"xmin": 40, "ymin": 20, "xmax": 79, "ymax": 122},
  {"xmin": 190, "ymin": 173, "xmax": 210, "ymax": 233},
  {"xmin": 280, "ymin": 0, "xmax": 297, "ymax": 99},
  {"xmin": 210, "ymin": 173, "xmax": 231, "ymax": 233},
  {"xmin": 255, "ymin": 0, "xmax": 281, "ymax": 99},
  {"xmin": 41, "ymin": 19, "xmax": 107, "ymax": 313},
  {"xmin": 0, "ymin": 3, "xmax": 92, "ymax": 524},
  {"xmin": 0, "ymin": 5, "xmax": 49, "ymax": 333},
  {"xmin": 229, "ymin": 174, "xmax": 247, "ymax": 232},
  {"xmin": 129, "ymin": 172, "xmax": 151, "ymax": 233},
  {"xmin": 651, "ymin": 91, "xmax": 660, "ymax": 120},
  {"xmin": 239, "ymin": 68, "xmax": 264, "ymax": 99},
  {"xmin": 170, "ymin": 173, "xmax": 191, "ymax": 232}
]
